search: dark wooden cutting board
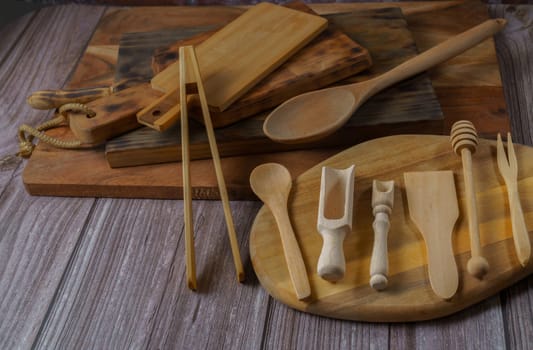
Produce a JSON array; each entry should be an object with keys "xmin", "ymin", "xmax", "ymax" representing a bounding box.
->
[
  {"xmin": 141, "ymin": 1, "xmax": 372, "ymax": 129},
  {"xmin": 105, "ymin": 7, "xmax": 443, "ymax": 168},
  {"xmin": 115, "ymin": 26, "xmax": 217, "ymax": 84}
]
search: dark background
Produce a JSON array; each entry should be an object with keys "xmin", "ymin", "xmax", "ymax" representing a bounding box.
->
[{"xmin": 1, "ymin": 1, "xmax": 41, "ymax": 27}]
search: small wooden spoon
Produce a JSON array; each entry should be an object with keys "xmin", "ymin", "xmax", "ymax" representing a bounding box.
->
[
  {"xmin": 263, "ymin": 19, "xmax": 506, "ymax": 144},
  {"xmin": 250, "ymin": 163, "xmax": 311, "ymax": 300}
]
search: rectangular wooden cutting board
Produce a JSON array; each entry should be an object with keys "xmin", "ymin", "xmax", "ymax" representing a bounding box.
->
[
  {"xmin": 143, "ymin": 1, "xmax": 372, "ymax": 129},
  {"xmin": 105, "ymin": 7, "xmax": 443, "ymax": 168},
  {"xmin": 22, "ymin": 2, "xmax": 510, "ymax": 200},
  {"xmin": 150, "ymin": 2, "xmax": 327, "ymax": 112}
]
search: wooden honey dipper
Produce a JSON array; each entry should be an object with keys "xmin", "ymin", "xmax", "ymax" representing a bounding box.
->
[{"xmin": 450, "ymin": 120, "xmax": 489, "ymax": 278}]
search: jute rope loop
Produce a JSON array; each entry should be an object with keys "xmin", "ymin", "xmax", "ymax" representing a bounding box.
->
[{"xmin": 17, "ymin": 103, "xmax": 95, "ymax": 158}]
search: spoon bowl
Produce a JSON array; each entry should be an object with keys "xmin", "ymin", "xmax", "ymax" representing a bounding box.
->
[
  {"xmin": 263, "ymin": 88, "xmax": 358, "ymax": 144},
  {"xmin": 250, "ymin": 163, "xmax": 292, "ymax": 202}
]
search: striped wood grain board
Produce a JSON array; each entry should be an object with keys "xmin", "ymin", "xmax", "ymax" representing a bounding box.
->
[{"xmin": 250, "ymin": 135, "xmax": 533, "ymax": 322}]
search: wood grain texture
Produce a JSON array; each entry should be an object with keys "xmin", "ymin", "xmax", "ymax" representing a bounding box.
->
[
  {"xmin": 67, "ymin": 83, "xmax": 163, "ymax": 144},
  {"xmin": 106, "ymin": 7, "xmax": 442, "ymax": 168},
  {"xmin": 0, "ymin": 12, "xmax": 34, "ymax": 192},
  {"xmin": 0, "ymin": 172, "xmax": 95, "ymax": 349},
  {"xmin": 146, "ymin": 2, "xmax": 372, "ymax": 129},
  {"xmin": 0, "ymin": 5, "xmax": 106, "ymax": 348},
  {"xmin": 67, "ymin": 6, "xmax": 243, "ymax": 89},
  {"xmin": 116, "ymin": 26, "xmax": 217, "ymax": 82},
  {"xmin": 406, "ymin": 0, "xmax": 503, "ymax": 88},
  {"xmin": 0, "ymin": 12, "xmax": 35, "ymax": 63},
  {"xmin": 0, "ymin": 5, "xmax": 105, "ymax": 154},
  {"xmin": 25, "ymin": 2, "xmax": 512, "ymax": 199},
  {"xmin": 3, "ymin": 2, "xmax": 532, "ymax": 350},
  {"xmin": 23, "ymin": 126, "xmax": 340, "ymax": 200},
  {"xmin": 143, "ymin": 200, "xmax": 267, "ymax": 350},
  {"xmin": 34, "ymin": 198, "xmax": 186, "ymax": 348},
  {"xmin": 488, "ymin": 5, "xmax": 533, "ymax": 350},
  {"xmin": 404, "ymin": 171, "xmax": 460, "ymax": 299},
  {"xmin": 34, "ymin": 199, "xmax": 268, "ymax": 349},
  {"xmin": 151, "ymin": 3, "xmax": 328, "ymax": 110},
  {"xmin": 389, "ymin": 295, "xmax": 506, "ymax": 349},
  {"xmin": 489, "ymin": 5, "xmax": 533, "ymax": 145},
  {"xmin": 262, "ymin": 17, "xmax": 506, "ymax": 143},
  {"xmin": 262, "ymin": 305, "xmax": 389, "ymax": 349},
  {"xmin": 250, "ymin": 135, "xmax": 533, "ymax": 321}
]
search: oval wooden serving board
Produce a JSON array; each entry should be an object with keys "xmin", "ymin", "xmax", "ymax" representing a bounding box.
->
[{"xmin": 249, "ymin": 135, "xmax": 533, "ymax": 322}]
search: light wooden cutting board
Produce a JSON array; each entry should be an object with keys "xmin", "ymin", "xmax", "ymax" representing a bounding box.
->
[
  {"xmin": 150, "ymin": 2, "xmax": 328, "ymax": 111},
  {"xmin": 146, "ymin": 1, "xmax": 372, "ymax": 129},
  {"xmin": 250, "ymin": 135, "xmax": 533, "ymax": 322}
]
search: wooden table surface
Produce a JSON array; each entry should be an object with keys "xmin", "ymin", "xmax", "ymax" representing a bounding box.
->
[{"xmin": 1, "ymin": 1, "xmax": 532, "ymax": 349}]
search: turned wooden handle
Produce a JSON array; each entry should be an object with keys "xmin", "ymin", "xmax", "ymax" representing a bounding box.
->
[
  {"xmin": 365, "ymin": 19, "xmax": 506, "ymax": 96},
  {"xmin": 370, "ymin": 180, "xmax": 394, "ymax": 290},
  {"xmin": 27, "ymin": 87, "xmax": 112, "ymax": 110},
  {"xmin": 370, "ymin": 213, "xmax": 389, "ymax": 290},
  {"xmin": 508, "ymin": 186, "xmax": 531, "ymax": 267},
  {"xmin": 451, "ymin": 120, "xmax": 489, "ymax": 278},
  {"xmin": 317, "ymin": 227, "xmax": 347, "ymax": 282}
]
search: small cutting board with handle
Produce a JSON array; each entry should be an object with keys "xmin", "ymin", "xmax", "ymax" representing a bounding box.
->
[
  {"xmin": 249, "ymin": 135, "xmax": 533, "ymax": 322},
  {"xmin": 144, "ymin": 1, "xmax": 372, "ymax": 129},
  {"xmin": 149, "ymin": 2, "xmax": 327, "ymax": 112}
]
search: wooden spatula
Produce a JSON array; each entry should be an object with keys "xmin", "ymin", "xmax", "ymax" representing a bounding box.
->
[{"xmin": 404, "ymin": 171, "xmax": 459, "ymax": 299}]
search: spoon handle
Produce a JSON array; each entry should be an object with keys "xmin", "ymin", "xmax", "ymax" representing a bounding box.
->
[
  {"xmin": 272, "ymin": 206, "xmax": 311, "ymax": 300},
  {"xmin": 363, "ymin": 19, "xmax": 506, "ymax": 97}
]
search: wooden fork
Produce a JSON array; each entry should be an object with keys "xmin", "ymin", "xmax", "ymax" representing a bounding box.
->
[{"xmin": 496, "ymin": 133, "xmax": 531, "ymax": 267}]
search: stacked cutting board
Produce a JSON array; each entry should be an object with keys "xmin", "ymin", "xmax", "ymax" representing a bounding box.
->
[
  {"xmin": 23, "ymin": 1, "xmax": 508, "ymax": 200},
  {"xmin": 105, "ymin": 6, "xmax": 442, "ymax": 168}
]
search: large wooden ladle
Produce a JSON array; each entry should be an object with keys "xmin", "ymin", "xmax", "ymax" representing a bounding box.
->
[{"xmin": 263, "ymin": 19, "xmax": 506, "ymax": 144}]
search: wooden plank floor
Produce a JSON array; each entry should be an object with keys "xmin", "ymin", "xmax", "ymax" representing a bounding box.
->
[{"xmin": 0, "ymin": 2, "xmax": 532, "ymax": 349}]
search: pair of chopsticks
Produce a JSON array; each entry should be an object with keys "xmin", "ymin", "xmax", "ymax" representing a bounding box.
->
[{"xmin": 179, "ymin": 46, "xmax": 245, "ymax": 290}]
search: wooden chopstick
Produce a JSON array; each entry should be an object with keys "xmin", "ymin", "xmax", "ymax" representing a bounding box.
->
[
  {"xmin": 179, "ymin": 46, "xmax": 245, "ymax": 289},
  {"xmin": 179, "ymin": 46, "xmax": 197, "ymax": 291}
]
